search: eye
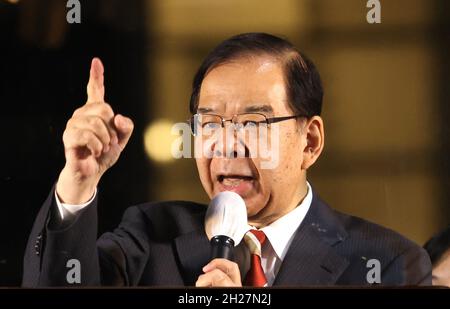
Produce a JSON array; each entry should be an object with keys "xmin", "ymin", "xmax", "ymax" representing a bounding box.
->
[
  {"xmin": 243, "ymin": 121, "xmax": 258, "ymax": 129},
  {"xmin": 202, "ymin": 122, "xmax": 221, "ymax": 130}
]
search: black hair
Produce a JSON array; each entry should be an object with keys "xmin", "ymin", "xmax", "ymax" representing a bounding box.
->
[
  {"xmin": 424, "ymin": 225, "xmax": 450, "ymax": 265},
  {"xmin": 189, "ymin": 32, "xmax": 323, "ymax": 117}
]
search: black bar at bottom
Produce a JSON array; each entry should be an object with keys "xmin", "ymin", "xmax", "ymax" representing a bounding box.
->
[{"xmin": 0, "ymin": 287, "xmax": 448, "ymax": 306}]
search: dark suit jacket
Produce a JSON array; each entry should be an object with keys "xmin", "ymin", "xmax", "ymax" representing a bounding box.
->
[{"xmin": 22, "ymin": 187, "xmax": 432, "ymax": 286}]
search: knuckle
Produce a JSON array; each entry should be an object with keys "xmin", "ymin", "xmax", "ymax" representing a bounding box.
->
[
  {"xmin": 63, "ymin": 126, "xmax": 76, "ymax": 141},
  {"xmin": 212, "ymin": 269, "xmax": 224, "ymax": 278},
  {"xmin": 87, "ymin": 116, "xmax": 102, "ymax": 128},
  {"xmin": 98, "ymin": 109, "xmax": 111, "ymax": 121},
  {"xmin": 79, "ymin": 130, "xmax": 90, "ymax": 141},
  {"xmin": 95, "ymin": 117, "xmax": 105, "ymax": 129},
  {"xmin": 66, "ymin": 117, "xmax": 75, "ymax": 129},
  {"xmin": 99, "ymin": 103, "xmax": 114, "ymax": 118},
  {"xmin": 62, "ymin": 129, "xmax": 70, "ymax": 144},
  {"xmin": 225, "ymin": 265, "xmax": 231, "ymax": 275},
  {"xmin": 103, "ymin": 102, "xmax": 113, "ymax": 112},
  {"xmin": 195, "ymin": 279, "xmax": 205, "ymax": 287},
  {"xmin": 72, "ymin": 107, "xmax": 82, "ymax": 117},
  {"xmin": 212, "ymin": 273, "xmax": 226, "ymax": 285},
  {"xmin": 195, "ymin": 275, "xmax": 207, "ymax": 286},
  {"xmin": 78, "ymin": 129, "xmax": 94, "ymax": 143}
]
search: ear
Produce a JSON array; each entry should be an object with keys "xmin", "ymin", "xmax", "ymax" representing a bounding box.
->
[{"xmin": 301, "ymin": 116, "xmax": 324, "ymax": 170}]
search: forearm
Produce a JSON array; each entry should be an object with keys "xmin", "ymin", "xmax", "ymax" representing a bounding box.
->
[
  {"xmin": 22, "ymin": 187, "xmax": 101, "ymax": 286},
  {"xmin": 41, "ymin": 191, "xmax": 100, "ymax": 286}
]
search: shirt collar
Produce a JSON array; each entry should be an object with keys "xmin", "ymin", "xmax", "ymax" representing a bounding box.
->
[{"xmin": 259, "ymin": 181, "xmax": 313, "ymax": 260}]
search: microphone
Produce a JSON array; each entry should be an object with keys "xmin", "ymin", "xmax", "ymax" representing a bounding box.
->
[{"xmin": 204, "ymin": 191, "xmax": 248, "ymax": 261}]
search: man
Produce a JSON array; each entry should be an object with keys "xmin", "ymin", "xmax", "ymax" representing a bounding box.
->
[
  {"xmin": 424, "ymin": 225, "xmax": 450, "ymax": 287},
  {"xmin": 23, "ymin": 33, "xmax": 431, "ymax": 287}
]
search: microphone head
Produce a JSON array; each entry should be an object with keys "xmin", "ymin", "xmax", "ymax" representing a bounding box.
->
[{"xmin": 205, "ymin": 191, "xmax": 248, "ymax": 246}]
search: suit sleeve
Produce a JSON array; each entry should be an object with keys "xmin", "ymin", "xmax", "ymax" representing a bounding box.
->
[
  {"xmin": 381, "ymin": 244, "xmax": 432, "ymax": 286},
  {"xmin": 22, "ymin": 187, "xmax": 150, "ymax": 287}
]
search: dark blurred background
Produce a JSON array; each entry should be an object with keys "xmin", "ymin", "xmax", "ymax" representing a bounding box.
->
[{"xmin": 0, "ymin": 0, "xmax": 449, "ymax": 285}]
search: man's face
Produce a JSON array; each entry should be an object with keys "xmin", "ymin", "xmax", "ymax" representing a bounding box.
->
[
  {"xmin": 432, "ymin": 250, "xmax": 450, "ymax": 287},
  {"xmin": 195, "ymin": 55, "xmax": 311, "ymax": 226}
]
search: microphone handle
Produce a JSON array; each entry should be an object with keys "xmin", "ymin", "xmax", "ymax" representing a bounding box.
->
[{"xmin": 210, "ymin": 235, "xmax": 235, "ymax": 260}]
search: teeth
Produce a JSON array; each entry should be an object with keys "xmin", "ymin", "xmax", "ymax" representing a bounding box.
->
[
  {"xmin": 222, "ymin": 178, "xmax": 244, "ymax": 186},
  {"xmin": 220, "ymin": 176, "xmax": 253, "ymax": 187}
]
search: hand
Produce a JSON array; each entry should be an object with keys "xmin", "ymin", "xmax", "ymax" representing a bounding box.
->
[
  {"xmin": 195, "ymin": 258, "xmax": 242, "ymax": 287},
  {"xmin": 56, "ymin": 58, "xmax": 134, "ymax": 204}
]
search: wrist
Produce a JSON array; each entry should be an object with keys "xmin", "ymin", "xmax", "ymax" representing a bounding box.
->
[{"xmin": 56, "ymin": 167, "xmax": 99, "ymax": 204}]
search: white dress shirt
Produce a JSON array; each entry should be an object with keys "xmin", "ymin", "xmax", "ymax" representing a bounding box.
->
[
  {"xmin": 55, "ymin": 188, "xmax": 97, "ymax": 220},
  {"xmin": 55, "ymin": 182, "xmax": 313, "ymax": 286}
]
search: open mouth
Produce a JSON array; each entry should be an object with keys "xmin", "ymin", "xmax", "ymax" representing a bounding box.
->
[
  {"xmin": 217, "ymin": 174, "xmax": 255, "ymax": 195},
  {"xmin": 218, "ymin": 174, "xmax": 253, "ymax": 183}
]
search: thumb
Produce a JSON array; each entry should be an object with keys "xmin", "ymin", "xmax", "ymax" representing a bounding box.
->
[{"xmin": 114, "ymin": 114, "xmax": 134, "ymax": 149}]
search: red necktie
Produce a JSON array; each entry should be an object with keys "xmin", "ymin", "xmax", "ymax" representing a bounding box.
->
[{"xmin": 243, "ymin": 229, "xmax": 267, "ymax": 287}]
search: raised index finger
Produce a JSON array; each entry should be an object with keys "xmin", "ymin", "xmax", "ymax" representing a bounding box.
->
[{"xmin": 86, "ymin": 57, "xmax": 105, "ymax": 103}]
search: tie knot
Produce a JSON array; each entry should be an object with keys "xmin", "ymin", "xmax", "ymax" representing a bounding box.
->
[
  {"xmin": 244, "ymin": 229, "xmax": 266, "ymax": 257},
  {"xmin": 249, "ymin": 229, "xmax": 266, "ymax": 245}
]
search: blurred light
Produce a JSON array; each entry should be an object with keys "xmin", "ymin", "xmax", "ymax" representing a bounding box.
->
[
  {"xmin": 5, "ymin": 0, "xmax": 19, "ymax": 4},
  {"xmin": 144, "ymin": 119, "xmax": 177, "ymax": 163}
]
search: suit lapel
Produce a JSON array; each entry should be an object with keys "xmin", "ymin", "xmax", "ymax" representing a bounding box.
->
[
  {"xmin": 273, "ymin": 225, "xmax": 349, "ymax": 285},
  {"xmin": 174, "ymin": 229, "xmax": 210, "ymax": 286},
  {"xmin": 273, "ymin": 192, "xmax": 349, "ymax": 286}
]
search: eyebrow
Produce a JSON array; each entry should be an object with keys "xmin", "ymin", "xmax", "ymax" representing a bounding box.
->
[
  {"xmin": 196, "ymin": 104, "xmax": 274, "ymax": 114},
  {"xmin": 244, "ymin": 104, "xmax": 274, "ymax": 114},
  {"xmin": 197, "ymin": 107, "xmax": 214, "ymax": 113}
]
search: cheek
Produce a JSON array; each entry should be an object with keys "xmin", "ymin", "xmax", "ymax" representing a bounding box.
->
[
  {"xmin": 280, "ymin": 131, "xmax": 304, "ymax": 168},
  {"xmin": 264, "ymin": 132, "xmax": 304, "ymax": 194},
  {"xmin": 253, "ymin": 129, "xmax": 303, "ymax": 189}
]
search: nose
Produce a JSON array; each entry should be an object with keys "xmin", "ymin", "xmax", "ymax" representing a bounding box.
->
[{"xmin": 212, "ymin": 124, "xmax": 247, "ymax": 158}]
